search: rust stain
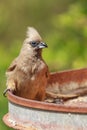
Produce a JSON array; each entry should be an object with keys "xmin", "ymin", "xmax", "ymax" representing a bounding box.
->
[{"xmin": 3, "ymin": 68, "xmax": 87, "ymax": 130}]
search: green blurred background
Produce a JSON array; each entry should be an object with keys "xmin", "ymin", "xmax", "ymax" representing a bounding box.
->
[{"xmin": 0, "ymin": 0, "xmax": 87, "ymax": 129}]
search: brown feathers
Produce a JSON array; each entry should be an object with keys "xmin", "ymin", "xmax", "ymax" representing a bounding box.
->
[{"xmin": 4, "ymin": 27, "xmax": 49, "ymax": 101}]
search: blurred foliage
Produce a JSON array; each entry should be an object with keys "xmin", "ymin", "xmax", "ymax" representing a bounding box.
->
[
  {"xmin": 0, "ymin": 0, "xmax": 87, "ymax": 129},
  {"xmin": 45, "ymin": 1, "xmax": 87, "ymax": 70}
]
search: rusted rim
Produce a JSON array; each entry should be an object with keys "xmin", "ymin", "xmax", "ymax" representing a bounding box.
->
[
  {"xmin": 7, "ymin": 91, "xmax": 87, "ymax": 114},
  {"xmin": 3, "ymin": 113, "xmax": 38, "ymax": 130}
]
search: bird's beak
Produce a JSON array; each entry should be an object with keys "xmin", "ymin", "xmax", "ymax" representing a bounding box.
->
[{"xmin": 37, "ymin": 42, "xmax": 48, "ymax": 49}]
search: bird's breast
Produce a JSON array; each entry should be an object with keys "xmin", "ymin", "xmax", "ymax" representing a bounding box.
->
[{"xmin": 31, "ymin": 63, "xmax": 48, "ymax": 81}]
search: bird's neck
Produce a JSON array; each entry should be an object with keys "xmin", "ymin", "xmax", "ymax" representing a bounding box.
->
[
  {"xmin": 19, "ymin": 47, "xmax": 42, "ymax": 62},
  {"xmin": 35, "ymin": 49, "xmax": 42, "ymax": 59}
]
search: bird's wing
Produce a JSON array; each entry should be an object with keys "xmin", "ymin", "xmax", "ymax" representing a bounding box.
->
[{"xmin": 6, "ymin": 57, "xmax": 18, "ymax": 72}]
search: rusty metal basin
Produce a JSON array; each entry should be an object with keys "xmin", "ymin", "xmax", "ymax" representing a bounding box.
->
[{"xmin": 3, "ymin": 68, "xmax": 87, "ymax": 130}]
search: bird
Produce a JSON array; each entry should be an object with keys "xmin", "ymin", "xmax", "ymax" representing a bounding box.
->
[{"xmin": 3, "ymin": 27, "xmax": 49, "ymax": 101}]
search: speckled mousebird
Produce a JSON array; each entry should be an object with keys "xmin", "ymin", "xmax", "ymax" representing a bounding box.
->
[{"xmin": 3, "ymin": 27, "xmax": 49, "ymax": 101}]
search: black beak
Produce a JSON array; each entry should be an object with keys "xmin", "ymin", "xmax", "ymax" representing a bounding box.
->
[{"xmin": 37, "ymin": 42, "xmax": 48, "ymax": 49}]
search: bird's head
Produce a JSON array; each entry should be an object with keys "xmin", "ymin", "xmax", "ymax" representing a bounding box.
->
[{"xmin": 22, "ymin": 27, "xmax": 48, "ymax": 54}]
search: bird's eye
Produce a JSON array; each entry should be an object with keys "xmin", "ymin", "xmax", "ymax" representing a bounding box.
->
[{"xmin": 30, "ymin": 41, "xmax": 37, "ymax": 47}]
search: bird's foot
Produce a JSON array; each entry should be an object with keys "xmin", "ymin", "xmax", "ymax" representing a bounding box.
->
[
  {"xmin": 53, "ymin": 98, "xmax": 64, "ymax": 104},
  {"xmin": 3, "ymin": 89, "xmax": 10, "ymax": 97}
]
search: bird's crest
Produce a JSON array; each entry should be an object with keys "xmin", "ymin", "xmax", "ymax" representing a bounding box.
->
[{"xmin": 27, "ymin": 27, "xmax": 42, "ymax": 41}]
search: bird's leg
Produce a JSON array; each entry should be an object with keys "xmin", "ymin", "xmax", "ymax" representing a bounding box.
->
[
  {"xmin": 3, "ymin": 79, "xmax": 16, "ymax": 97},
  {"xmin": 3, "ymin": 89, "xmax": 10, "ymax": 97}
]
